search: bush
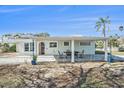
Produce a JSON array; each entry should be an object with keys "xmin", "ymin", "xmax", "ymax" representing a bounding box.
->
[
  {"xmin": 95, "ymin": 50, "xmax": 105, "ymax": 54},
  {"xmin": 3, "ymin": 43, "xmax": 9, "ymax": 48},
  {"xmin": 33, "ymin": 55, "xmax": 37, "ymax": 61},
  {"xmin": 9, "ymin": 44, "xmax": 16, "ymax": 52},
  {"xmin": 2, "ymin": 43, "xmax": 10, "ymax": 52},
  {"xmin": 0, "ymin": 43, "xmax": 16, "ymax": 53}
]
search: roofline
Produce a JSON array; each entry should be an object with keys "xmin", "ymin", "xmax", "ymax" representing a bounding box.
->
[
  {"xmin": 33, "ymin": 36, "xmax": 108, "ymax": 41},
  {"xmin": 15, "ymin": 36, "xmax": 108, "ymax": 42}
]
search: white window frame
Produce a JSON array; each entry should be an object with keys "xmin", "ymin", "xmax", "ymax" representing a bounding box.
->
[
  {"xmin": 24, "ymin": 42, "xmax": 34, "ymax": 52},
  {"xmin": 63, "ymin": 41, "xmax": 70, "ymax": 47},
  {"xmin": 79, "ymin": 41, "xmax": 91, "ymax": 46},
  {"xmin": 30, "ymin": 42, "xmax": 34, "ymax": 51},
  {"xmin": 24, "ymin": 43, "xmax": 29, "ymax": 52},
  {"xmin": 49, "ymin": 41, "xmax": 58, "ymax": 48}
]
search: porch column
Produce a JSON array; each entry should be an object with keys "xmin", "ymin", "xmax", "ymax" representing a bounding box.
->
[
  {"xmin": 71, "ymin": 40, "xmax": 74, "ymax": 62},
  {"xmin": 37, "ymin": 41, "xmax": 39, "ymax": 55},
  {"xmin": 104, "ymin": 39, "xmax": 108, "ymax": 61},
  {"xmin": 35, "ymin": 41, "xmax": 37, "ymax": 55}
]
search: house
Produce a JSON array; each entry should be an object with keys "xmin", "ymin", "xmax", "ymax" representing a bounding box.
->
[{"xmin": 16, "ymin": 36, "xmax": 108, "ymax": 62}]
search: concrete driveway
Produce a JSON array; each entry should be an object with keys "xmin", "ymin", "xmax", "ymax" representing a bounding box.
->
[
  {"xmin": 0, "ymin": 55, "xmax": 56, "ymax": 65},
  {"xmin": 0, "ymin": 56, "xmax": 32, "ymax": 65}
]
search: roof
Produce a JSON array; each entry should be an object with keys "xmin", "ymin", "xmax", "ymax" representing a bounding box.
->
[{"xmin": 33, "ymin": 36, "xmax": 108, "ymax": 41}]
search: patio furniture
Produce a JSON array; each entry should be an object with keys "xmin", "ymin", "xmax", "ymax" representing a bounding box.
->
[
  {"xmin": 78, "ymin": 50, "xmax": 84, "ymax": 58},
  {"xmin": 64, "ymin": 51, "xmax": 80, "ymax": 59},
  {"xmin": 64, "ymin": 50, "xmax": 71, "ymax": 59},
  {"xmin": 58, "ymin": 51, "xmax": 66, "ymax": 59}
]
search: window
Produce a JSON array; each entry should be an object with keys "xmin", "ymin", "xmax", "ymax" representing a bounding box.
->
[
  {"xmin": 64, "ymin": 42, "xmax": 69, "ymax": 46},
  {"xmin": 80, "ymin": 41, "xmax": 90, "ymax": 46},
  {"xmin": 49, "ymin": 42, "xmax": 57, "ymax": 48},
  {"xmin": 24, "ymin": 43, "xmax": 29, "ymax": 51},
  {"xmin": 24, "ymin": 42, "xmax": 34, "ymax": 52},
  {"xmin": 30, "ymin": 42, "xmax": 34, "ymax": 51}
]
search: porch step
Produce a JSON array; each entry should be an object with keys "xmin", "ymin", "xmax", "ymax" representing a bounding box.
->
[{"xmin": 37, "ymin": 56, "xmax": 56, "ymax": 62}]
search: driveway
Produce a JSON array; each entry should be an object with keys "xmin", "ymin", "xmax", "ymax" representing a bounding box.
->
[
  {"xmin": 0, "ymin": 55, "xmax": 56, "ymax": 65},
  {"xmin": 0, "ymin": 56, "xmax": 32, "ymax": 65}
]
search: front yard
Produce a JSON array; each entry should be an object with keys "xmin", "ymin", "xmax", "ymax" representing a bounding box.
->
[
  {"xmin": 112, "ymin": 51, "xmax": 124, "ymax": 55},
  {"xmin": 0, "ymin": 62, "xmax": 124, "ymax": 88},
  {"xmin": 95, "ymin": 50, "xmax": 124, "ymax": 56}
]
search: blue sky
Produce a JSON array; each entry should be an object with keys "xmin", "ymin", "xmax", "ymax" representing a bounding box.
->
[{"xmin": 0, "ymin": 5, "xmax": 124, "ymax": 36}]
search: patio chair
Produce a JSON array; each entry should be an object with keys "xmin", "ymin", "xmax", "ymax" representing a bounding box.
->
[
  {"xmin": 78, "ymin": 50, "xmax": 84, "ymax": 58},
  {"xmin": 65, "ymin": 50, "xmax": 71, "ymax": 59},
  {"xmin": 58, "ymin": 51, "xmax": 65, "ymax": 59},
  {"xmin": 74, "ymin": 51, "xmax": 79, "ymax": 59}
]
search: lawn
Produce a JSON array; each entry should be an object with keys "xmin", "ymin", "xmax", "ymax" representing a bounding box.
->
[
  {"xmin": 95, "ymin": 50, "xmax": 124, "ymax": 55},
  {"xmin": 112, "ymin": 51, "xmax": 124, "ymax": 55}
]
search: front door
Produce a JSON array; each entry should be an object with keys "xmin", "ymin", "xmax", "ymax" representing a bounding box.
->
[{"xmin": 39, "ymin": 42, "xmax": 45, "ymax": 55}]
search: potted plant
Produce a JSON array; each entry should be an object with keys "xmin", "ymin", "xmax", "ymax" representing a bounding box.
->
[{"xmin": 31, "ymin": 55, "xmax": 37, "ymax": 65}]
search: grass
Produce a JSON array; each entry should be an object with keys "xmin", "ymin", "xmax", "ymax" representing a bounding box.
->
[
  {"xmin": 95, "ymin": 50, "xmax": 105, "ymax": 54},
  {"xmin": 95, "ymin": 50, "xmax": 124, "ymax": 55},
  {"xmin": 112, "ymin": 51, "xmax": 124, "ymax": 55}
]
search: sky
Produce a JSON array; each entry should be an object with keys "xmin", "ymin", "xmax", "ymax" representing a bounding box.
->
[{"xmin": 0, "ymin": 5, "xmax": 124, "ymax": 37}]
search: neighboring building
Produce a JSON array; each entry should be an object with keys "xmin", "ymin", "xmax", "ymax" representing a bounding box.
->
[
  {"xmin": 0, "ymin": 36, "xmax": 16, "ymax": 46},
  {"xmin": 16, "ymin": 36, "xmax": 108, "ymax": 62}
]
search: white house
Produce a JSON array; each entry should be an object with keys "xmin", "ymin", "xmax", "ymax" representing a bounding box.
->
[{"xmin": 16, "ymin": 36, "xmax": 108, "ymax": 62}]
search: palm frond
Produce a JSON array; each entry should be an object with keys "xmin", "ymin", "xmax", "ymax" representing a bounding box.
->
[
  {"xmin": 96, "ymin": 24, "xmax": 101, "ymax": 31},
  {"xmin": 99, "ymin": 18, "xmax": 105, "ymax": 23}
]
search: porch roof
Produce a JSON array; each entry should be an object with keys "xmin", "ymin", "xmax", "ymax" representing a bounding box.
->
[{"xmin": 33, "ymin": 36, "xmax": 108, "ymax": 41}]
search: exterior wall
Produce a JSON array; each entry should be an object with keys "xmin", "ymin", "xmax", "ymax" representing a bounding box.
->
[
  {"xmin": 44, "ymin": 40, "xmax": 58, "ymax": 55},
  {"xmin": 43, "ymin": 40, "xmax": 95, "ymax": 55},
  {"xmin": 16, "ymin": 39, "xmax": 37, "ymax": 56},
  {"xmin": 44, "ymin": 40, "xmax": 71, "ymax": 55},
  {"xmin": 74, "ymin": 40, "xmax": 95, "ymax": 54},
  {"xmin": 17, "ymin": 39, "xmax": 95, "ymax": 55}
]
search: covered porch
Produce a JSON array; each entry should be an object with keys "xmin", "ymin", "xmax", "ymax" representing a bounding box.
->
[
  {"xmin": 68, "ymin": 39, "xmax": 108, "ymax": 62},
  {"xmin": 34, "ymin": 36, "xmax": 108, "ymax": 62},
  {"xmin": 54, "ymin": 54, "xmax": 105, "ymax": 62}
]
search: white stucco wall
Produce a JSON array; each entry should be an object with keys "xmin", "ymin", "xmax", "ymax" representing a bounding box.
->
[
  {"xmin": 17, "ymin": 39, "xmax": 95, "ymax": 55},
  {"xmin": 74, "ymin": 40, "xmax": 95, "ymax": 54},
  {"xmin": 45, "ymin": 40, "xmax": 58, "ymax": 55},
  {"xmin": 16, "ymin": 39, "xmax": 37, "ymax": 56},
  {"xmin": 44, "ymin": 40, "xmax": 95, "ymax": 55}
]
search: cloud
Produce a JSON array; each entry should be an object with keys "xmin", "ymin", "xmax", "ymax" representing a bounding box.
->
[
  {"xmin": 23, "ymin": 15, "xmax": 98, "ymax": 24},
  {"xmin": 57, "ymin": 6, "xmax": 71, "ymax": 12},
  {"xmin": 64, "ymin": 17, "xmax": 98, "ymax": 22},
  {"xmin": 0, "ymin": 6, "xmax": 33, "ymax": 13}
]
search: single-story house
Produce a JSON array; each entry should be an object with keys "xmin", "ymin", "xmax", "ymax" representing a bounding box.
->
[{"xmin": 16, "ymin": 36, "xmax": 108, "ymax": 62}]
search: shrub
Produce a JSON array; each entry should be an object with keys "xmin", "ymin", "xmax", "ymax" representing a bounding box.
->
[
  {"xmin": 95, "ymin": 50, "xmax": 105, "ymax": 54},
  {"xmin": 33, "ymin": 55, "xmax": 37, "ymax": 61},
  {"xmin": 2, "ymin": 43, "xmax": 10, "ymax": 52},
  {"xmin": 3, "ymin": 43, "xmax": 9, "ymax": 48},
  {"xmin": 0, "ymin": 43, "xmax": 16, "ymax": 53},
  {"xmin": 9, "ymin": 44, "xmax": 16, "ymax": 52}
]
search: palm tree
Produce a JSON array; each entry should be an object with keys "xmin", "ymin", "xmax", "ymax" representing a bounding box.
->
[
  {"xmin": 95, "ymin": 16, "xmax": 111, "ymax": 61},
  {"xmin": 95, "ymin": 16, "xmax": 111, "ymax": 37}
]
